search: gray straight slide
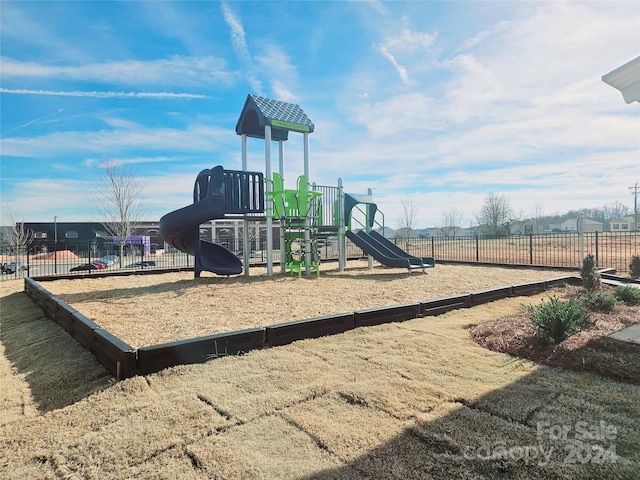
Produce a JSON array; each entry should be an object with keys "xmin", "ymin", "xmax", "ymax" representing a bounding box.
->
[
  {"xmin": 369, "ymin": 230, "xmax": 435, "ymax": 268},
  {"xmin": 346, "ymin": 230, "xmax": 433, "ymax": 271}
]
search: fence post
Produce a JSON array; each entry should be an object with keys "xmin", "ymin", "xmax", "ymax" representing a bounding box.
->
[
  {"xmin": 595, "ymin": 231, "xmax": 599, "ymax": 266},
  {"xmin": 475, "ymin": 236, "xmax": 479, "ymax": 262},
  {"xmin": 529, "ymin": 234, "xmax": 533, "ymax": 265},
  {"xmin": 431, "ymin": 237, "xmax": 435, "ymax": 258}
]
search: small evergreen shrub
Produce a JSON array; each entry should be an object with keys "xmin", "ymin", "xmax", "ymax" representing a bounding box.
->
[
  {"xmin": 629, "ymin": 255, "xmax": 640, "ymax": 278},
  {"xmin": 580, "ymin": 254, "xmax": 600, "ymax": 292},
  {"xmin": 579, "ymin": 291, "xmax": 618, "ymax": 313},
  {"xmin": 613, "ymin": 285, "xmax": 640, "ymax": 306},
  {"xmin": 528, "ymin": 296, "xmax": 590, "ymax": 344}
]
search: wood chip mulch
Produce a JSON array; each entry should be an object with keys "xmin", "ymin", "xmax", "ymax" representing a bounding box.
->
[{"xmin": 469, "ymin": 286, "xmax": 640, "ymax": 385}]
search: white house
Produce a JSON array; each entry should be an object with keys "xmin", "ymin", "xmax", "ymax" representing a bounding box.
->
[
  {"xmin": 557, "ymin": 218, "xmax": 604, "ymax": 233},
  {"xmin": 610, "ymin": 216, "xmax": 639, "ymax": 232}
]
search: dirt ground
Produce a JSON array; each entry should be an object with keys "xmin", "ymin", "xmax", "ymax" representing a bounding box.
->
[
  {"xmin": 41, "ymin": 261, "xmax": 574, "ymax": 348},
  {"xmin": 1, "ymin": 264, "xmax": 639, "ymax": 479}
]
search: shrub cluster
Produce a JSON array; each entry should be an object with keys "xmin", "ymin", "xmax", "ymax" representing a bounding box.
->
[
  {"xmin": 630, "ymin": 255, "xmax": 640, "ymax": 278},
  {"xmin": 580, "ymin": 254, "xmax": 600, "ymax": 292},
  {"xmin": 578, "ymin": 291, "xmax": 618, "ymax": 314},
  {"xmin": 528, "ymin": 284, "xmax": 640, "ymax": 345},
  {"xmin": 613, "ymin": 285, "xmax": 640, "ymax": 306},
  {"xmin": 528, "ymin": 296, "xmax": 590, "ymax": 344}
]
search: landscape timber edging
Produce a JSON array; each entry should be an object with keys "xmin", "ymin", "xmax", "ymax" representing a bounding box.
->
[
  {"xmin": 24, "ymin": 273, "xmax": 582, "ymax": 380},
  {"xmin": 24, "ymin": 278, "xmax": 136, "ymax": 379}
]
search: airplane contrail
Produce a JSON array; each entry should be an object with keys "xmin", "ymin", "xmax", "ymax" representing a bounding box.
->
[
  {"xmin": 1, "ymin": 108, "xmax": 65, "ymax": 136},
  {"xmin": 0, "ymin": 88, "xmax": 212, "ymax": 99}
]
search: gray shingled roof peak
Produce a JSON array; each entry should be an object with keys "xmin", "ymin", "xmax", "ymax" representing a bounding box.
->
[{"xmin": 235, "ymin": 94, "xmax": 314, "ymax": 141}]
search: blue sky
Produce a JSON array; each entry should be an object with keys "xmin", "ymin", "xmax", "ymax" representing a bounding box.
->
[{"xmin": 1, "ymin": 1, "xmax": 639, "ymax": 229}]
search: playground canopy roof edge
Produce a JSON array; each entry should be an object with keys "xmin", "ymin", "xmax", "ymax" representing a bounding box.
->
[
  {"xmin": 235, "ymin": 94, "xmax": 315, "ymax": 141},
  {"xmin": 344, "ymin": 193, "xmax": 378, "ymax": 228},
  {"xmin": 602, "ymin": 56, "xmax": 640, "ymax": 104}
]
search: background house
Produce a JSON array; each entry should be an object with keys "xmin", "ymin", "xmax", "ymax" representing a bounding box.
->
[
  {"xmin": 374, "ymin": 227, "xmax": 396, "ymax": 238},
  {"xmin": 551, "ymin": 218, "xmax": 604, "ymax": 233},
  {"xmin": 610, "ymin": 215, "xmax": 639, "ymax": 232}
]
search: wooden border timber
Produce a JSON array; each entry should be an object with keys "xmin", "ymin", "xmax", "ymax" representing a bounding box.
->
[
  {"xmin": 23, "ymin": 273, "xmax": 583, "ymax": 380},
  {"xmin": 354, "ymin": 303, "xmax": 421, "ymax": 327},
  {"xmin": 420, "ymin": 294, "xmax": 472, "ymax": 317},
  {"xmin": 136, "ymin": 328, "xmax": 265, "ymax": 376},
  {"xmin": 265, "ymin": 313, "xmax": 355, "ymax": 347},
  {"xmin": 24, "ymin": 278, "xmax": 136, "ymax": 380}
]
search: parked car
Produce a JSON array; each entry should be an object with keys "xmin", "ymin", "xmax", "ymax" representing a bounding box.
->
[
  {"xmin": 124, "ymin": 260, "xmax": 156, "ymax": 268},
  {"xmin": 96, "ymin": 255, "xmax": 119, "ymax": 266},
  {"xmin": 2, "ymin": 261, "xmax": 26, "ymax": 274},
  {"xmin": 70, "ymin": 263, "xmax": 101, "ymax": 272}
]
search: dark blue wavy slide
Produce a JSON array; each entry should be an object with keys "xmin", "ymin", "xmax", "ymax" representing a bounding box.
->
[{"xmin": 160, "ymin": 169, "xmax": 242, "ymax": 277}]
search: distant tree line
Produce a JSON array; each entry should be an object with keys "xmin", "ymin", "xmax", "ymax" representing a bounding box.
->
[{"xmin": 434, "ymin": 195, "xmax": 632, "ymax": 238}]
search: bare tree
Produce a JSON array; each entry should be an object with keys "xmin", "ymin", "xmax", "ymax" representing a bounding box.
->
[
  {"xmin": 438, "ymin": 207, "xmax": 464, "ymax": 237},
  {"xmin": 1, "ymin": 204, "xmax": 34, "ymax": 266},
  {"xmin": 476, "ymin": 193, "xmax": 515, "ymax": 237},
  {"xmin": 395, "ymin": 199, "xmax": 418, "ymax": 249},
  {"xmin": 92, "ymin": 161, "xmax": 147, "ymax": 266},
  {"xmin": 531, "ymin": 202, "xmax": 545, "ymax": 233},
  {"xmin": 599, "ymin": 201, "xmax": 631, "ymax": 229}
]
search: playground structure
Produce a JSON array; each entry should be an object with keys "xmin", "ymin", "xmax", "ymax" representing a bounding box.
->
[{"xmin": 160, "ymin": 94, "xmax": 435, "ymax": 277}]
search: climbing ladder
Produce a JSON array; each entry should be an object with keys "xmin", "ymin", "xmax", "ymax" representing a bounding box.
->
[{"xmin": 270, "ymin": 173, "xmax": 322, "ymax": 278}]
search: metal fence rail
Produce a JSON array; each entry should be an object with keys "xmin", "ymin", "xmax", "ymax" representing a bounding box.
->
[
  {"xmin": 1, "ymin": 231, "xmax": 638, "ymax": 281},
  {"xmin": 402, "ymin": 231, "xmax": 638, "ymax": 274}
]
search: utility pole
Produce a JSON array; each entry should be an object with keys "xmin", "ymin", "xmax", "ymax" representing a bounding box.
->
[{"xmin": 630, "ymin": 182, "xmax": 639, "ymax": 231}]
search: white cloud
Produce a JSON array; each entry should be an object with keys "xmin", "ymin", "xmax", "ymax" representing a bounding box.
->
[
  {"xmin": 441, "ymin": 53, "xmax": 505, "ymax": 123},
  {"xmin": 271, "ymin": 81, "xmax": 298, "ymax": 103},
  {"xmin": 384, "ymin": 27, "xmax": 437, "ymax": 52},
  {"xmin": 89, "ymin": 156, "xmax": 181, "ymax": 168},
  {"xmin": 0, "ymin": 56, "xmax": 234, "ymax": 86},
  {"xmin": 349, "ymin": 92, "xmax": 444, "ymax": 136},
  {"xmin": 1, "ymin": 123, "xmax": 236, "ymax": 158},
  {"xmin": 253, "ymin": 45, "xmax": 301, "ymax": 101},
  {"xmin": 0, "ymin": 172, "xmax": 199, "ymax": 226}
]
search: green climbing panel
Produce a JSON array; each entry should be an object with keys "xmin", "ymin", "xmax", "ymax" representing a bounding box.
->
[{"xmin": 268, "ymin": 172, "xmax": 322, "ymax": 278}]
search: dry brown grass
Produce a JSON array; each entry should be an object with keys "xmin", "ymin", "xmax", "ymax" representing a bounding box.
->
[{"xmin": 1, "ymin": 266, "xmax": 639, "ymax": 479}]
